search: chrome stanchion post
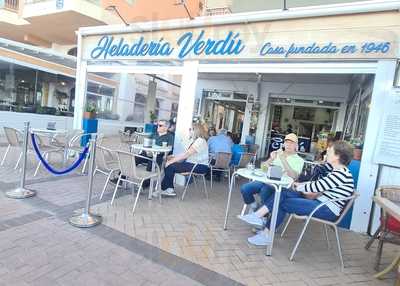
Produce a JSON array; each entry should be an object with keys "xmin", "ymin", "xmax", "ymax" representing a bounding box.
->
[
  {"xmin": 69, "ymin": 136, "xmax": 102, "ymax": 228},
  {"xmin": 6, "ymin": 122, "xmax": 36, "ymax": 199}
]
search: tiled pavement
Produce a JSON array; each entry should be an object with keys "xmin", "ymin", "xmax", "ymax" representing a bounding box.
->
[{"xmin": 0, "ymin": 139, "xmax": 398, "ymax": 286}]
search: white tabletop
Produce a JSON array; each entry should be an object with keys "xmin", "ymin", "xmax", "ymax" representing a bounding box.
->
[
  {"xmin": 235, "ymin": 168, "xmax": 293, "ymax": 187},
  {"xmin": 131, "ymin": 143, "xmax": 172, "ymax": 153}
]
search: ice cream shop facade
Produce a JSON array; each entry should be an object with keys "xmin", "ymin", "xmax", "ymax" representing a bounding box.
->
[{"xmin": 75, "ymin": 1, "xmax": 400, "ymax": 233}]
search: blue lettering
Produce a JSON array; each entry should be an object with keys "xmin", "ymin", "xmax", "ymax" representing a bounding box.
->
[{"xmin": 90, "ymin": 35, "xmax": 112, "ymax": 59}]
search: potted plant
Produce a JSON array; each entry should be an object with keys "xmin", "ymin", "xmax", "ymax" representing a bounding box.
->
[
  {"xmin": 149, "ymin": 110, "xmax": 157, "ymax": 123},
  {"xmin": 84, "ymin": 104, "xmax": 96, "ymax": 119}
]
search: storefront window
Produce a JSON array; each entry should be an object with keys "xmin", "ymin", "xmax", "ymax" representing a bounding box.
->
[{"xmin": 0, "ymin": 59, "xmax": 115, "ymax": 118}]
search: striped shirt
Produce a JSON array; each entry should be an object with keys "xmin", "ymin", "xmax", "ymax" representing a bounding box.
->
[{"xmin": 297, "ymin": 167, "xmax": 354, "ymax": 216}]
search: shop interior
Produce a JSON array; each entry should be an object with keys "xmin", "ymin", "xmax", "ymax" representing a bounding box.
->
[{"xmin": 196, "ymin": 72, "xmax": 374, "ymax": 164}]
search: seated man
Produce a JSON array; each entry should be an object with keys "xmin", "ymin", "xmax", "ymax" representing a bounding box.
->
[
  {"xmin": 207, "ymin": 129, "xmax": 233, "ymax": 181},
  {"xmin": 136, "ymin": 119, "xmax": 174, "ymax": 171},
  {"xmin": 238, "ymin": 141, "xmax": 355, "ymax": 245},
  {"xmin": 240, "ymin": 133, "xmax": 304, "ymax": 213}
]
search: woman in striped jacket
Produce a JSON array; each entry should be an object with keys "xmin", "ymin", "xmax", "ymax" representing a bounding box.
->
[{"xmin": 238, "ymin": 140, "xmax": 355, "ymax": 246}]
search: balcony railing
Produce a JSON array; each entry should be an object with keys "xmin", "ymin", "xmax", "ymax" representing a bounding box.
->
[
  {"xmin": 1, "ymin": 0, "xmax": 19, "ymax": 11},
  {"xmin": 24, "ymin": 0, "xmax": 100, "ymax": 5},
  {"xmin": 205, "ymin": 6, "xmax": 232, "ymax": 16}
]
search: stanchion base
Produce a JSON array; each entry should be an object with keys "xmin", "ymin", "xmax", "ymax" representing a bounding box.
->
[
  {"xmin": 69, "ymin": 212, "xmax": 102, "ymax": 228},
  {"xmin": 5, "ymin": 187, "xmax": 36, "ymax": 199}
]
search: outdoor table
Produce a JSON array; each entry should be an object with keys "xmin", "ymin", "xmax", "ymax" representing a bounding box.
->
[
  {"xmin": 372, "ymin": 195, "xmax": 400, "ymax": 282},
  {"xmin": 223, "ymin": 167, "xmax": 293, "ymax": 256},
  {"xmin": 131, "ymin": 143, "xmax": 172, "ymax": 200}
]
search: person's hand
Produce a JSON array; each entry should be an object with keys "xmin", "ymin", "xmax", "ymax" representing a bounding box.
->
[
  {"xmin": 292, "ymin": 182, "xmax": 300, "ymax": 190},
  {"xmin": 270, "ymin": 151, "xmax": 278, "ymax": 160},
  {"xmin": 166, "ymin": 155, "xmax": 174, "ymax": 160},
  {"xmin": 165, "ymin": 159, "xmax": 173, "ymax": 167},
  {"xmin": 302, "ymin": 192, "xmax": 321, "ymax": 200}
]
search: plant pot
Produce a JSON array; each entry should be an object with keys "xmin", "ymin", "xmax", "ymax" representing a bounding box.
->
[
  {"xmin": 353, "ymin": 148, "xmax": 362, "ymax": 161},
  {"xmin": 83, "ymin": 111, "xmax": 96, "ymax": 119}
]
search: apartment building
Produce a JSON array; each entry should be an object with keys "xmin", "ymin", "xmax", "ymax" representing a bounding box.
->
[{"xmin": 0, "ymin": 0, "xmax": 201, "ymax": 134}]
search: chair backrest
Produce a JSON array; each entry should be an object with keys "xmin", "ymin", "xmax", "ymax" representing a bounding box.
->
[
  {"xmin": 236, "ymin": 152, "xmax": 254, "ymax": 168},
  {"xmin": 214, "ymin": 152, "xmax": 232, "ymax": 169},
  {"xmin": 248, "ymin": 144, "xmax": 259, "ymax": 155},
  {"xmin": 96, "ymin": 146, "xmax": 115, "ymax": 171},
  {"xmin": 334, "ymin": 192, "xmax": 359, "ymax": 225},
  {"xmin": 116, "ymin": 150, "xmax": 137, "ymax": 179},
  {"xmin": 3, "ymin": 127, "xmax": 21, "ymax": 146},
  {"xmin": 119, "ymin": 130, "xmax": 133, "ymax": 144},
  {"xmin": 378, "ymin": 185, "xmax": 400, "ymax": 203},
  {"xmin": 69, "ymin": 133, "xmax": 91, "ymax": 148}
]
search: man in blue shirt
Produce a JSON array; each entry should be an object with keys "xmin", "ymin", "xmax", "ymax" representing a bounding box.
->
[{"xmin": 208, "ymin": 129, "xmax": 233, "ymax": 155}]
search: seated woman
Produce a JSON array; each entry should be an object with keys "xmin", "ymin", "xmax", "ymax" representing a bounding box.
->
[
  {"xmin": 238, "ymin": 141, "xmax": 355, "ymax": 245},
  {"xmin": 158, "ymin": 123, "xmax": 209, "ymax": 197},
  {"xmin": 240, "ymin": 133, "xmax": 304, "ymax": 213}
]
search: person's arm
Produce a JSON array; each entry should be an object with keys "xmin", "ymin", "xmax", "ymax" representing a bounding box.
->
[
  {"xmin": 295, "ymin": 170, "xmax": 344, "ymax": 193},
  {"xmin": 166, "ymin": 140, "xmax": 198, "ymax": 166}
]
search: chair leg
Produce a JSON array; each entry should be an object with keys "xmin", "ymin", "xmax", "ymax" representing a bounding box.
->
[
  {"xmin": 210, "ymin": 168, "xmax": 213, "ymax": 189},
  {"xmin": 290, "ymin": 218, "xmax": 311, "ymax": 261},
  {"xmin": 34, "ymin": 156, "xmax": 42, "ymax": 177},
  {"xmin": 202, "ymin": 175, "xmax": 208, "ymax": 199},
  {"xmin": 365, "ymin": 225, "xmax": 382, "ymax": 250},
  {"xmin": 111, "ymin": 176, "xmax": 121, "ymax": 205},
  {"xmin": 281, "ymin": 214, "xmax": 294, "ymax": 238},
  {"xmin": 14, "ymin": 151, "xmax": 22, "ymax": 170},
  {"xmin": 100, "ymin": 171, "xmax": 112, "ymax": 200},
  {"xmin": 132, "ymin": 181, "xmax": 144, "ymax": 215},
  {"xmin": 240, "ymin": 204, "xmax": 247, "ymax": 216},
  {"xmin": 181, "ymin": 174, "xmax": 192, "ymax": 201},
  {"xmin": 375, "ymin": 231, "xmax": 387, "ymax": 271},
  {"xmin": 1, "ymin": 145, "xmax": 10, "ymax": 166},
  {"xmin": 82, "ymin": 154, "xmax": 88, "ymax": 174},
  {"xmin": 333, "ymin": 226, "xmax": 344, "ymax": 269},
  {"xmin": 324, "ymin": 224, "xmax": 331, "ymax": 249}
]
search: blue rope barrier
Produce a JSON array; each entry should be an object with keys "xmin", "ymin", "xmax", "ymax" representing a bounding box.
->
[{"xmin": 31, "ymin": 133, "xmax": 90, "ymax": 175}]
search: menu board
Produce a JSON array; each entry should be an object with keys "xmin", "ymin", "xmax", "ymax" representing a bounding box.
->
[{"xmin": 374, "ymin": 88, "xmax": 400, "ymax": 167}]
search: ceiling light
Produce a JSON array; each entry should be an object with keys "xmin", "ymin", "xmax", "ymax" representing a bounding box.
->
[
  {"xmin": 60, "ymin": 81, "xmax": 66, "ymax": 86},
  {"xmin": 20, "ymin": 80, "xmax": 25, "ymax": 83},
  {"xmin": 318, "ymin": 100, "xmax": 324, "ymax": 104}
]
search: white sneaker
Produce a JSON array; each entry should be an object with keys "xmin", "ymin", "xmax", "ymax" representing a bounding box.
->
[
  {"xmin": 247, "ymin": 232, "xmax": 270, "ymax": 246},
  {"xmin": 152, "ymin": 190, "xmax": 161, "ymax": 198},
  {"xmin": 237, "ymin": 213, "xmax": 264, "ymax": 227},
  {"xmin": 161, "ymin": 188, "xmax": 177, "ymax": 197}
]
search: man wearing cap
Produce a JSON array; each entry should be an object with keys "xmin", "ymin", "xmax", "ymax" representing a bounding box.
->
[{"xmin": 240, "ymin": 133, "xmax": 305, "ymax": 213}]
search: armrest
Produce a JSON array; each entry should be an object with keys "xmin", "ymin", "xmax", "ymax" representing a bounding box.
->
[{"xmin": 307, "ymin": 193, "xmax": 358, "ymax": 219}]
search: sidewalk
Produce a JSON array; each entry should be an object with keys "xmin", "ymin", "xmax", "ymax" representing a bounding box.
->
[{"xmin": 0, "ymin": 140, "xmax": 397, "ymax": 286}]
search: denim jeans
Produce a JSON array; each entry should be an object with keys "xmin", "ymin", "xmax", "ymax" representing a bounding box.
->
[
  {"xmin": 161, "ymin": 162, "xmax": 209, "ymax": 190},
  {"xmin": 264, "ymin": 190, "xmax": 338, "ymax": 229},
  {"xmin": 240, "ymin": 181, "xmax": 275, "ymax": 205}
]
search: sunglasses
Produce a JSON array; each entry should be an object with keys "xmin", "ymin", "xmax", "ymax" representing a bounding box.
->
[{"xmin": 158, "ymin": 124, "xmax": 166, "ymax": 127}]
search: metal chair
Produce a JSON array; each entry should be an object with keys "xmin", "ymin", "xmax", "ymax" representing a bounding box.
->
[
  {"xmin": 67, "ymin": 133, "xmax": 92, "ymax": 173},
  {"xmin": 210, "ymin": 152, "xmax": 232, "ymax": 189},
  {"xmin": 113, "ymin": 151, "xmax": 161, "ymax": 214},
  {"xmin": 232, "ymin": 152, "xmax": 254, "ymax": 172},
  {"xmin": 365, "ymin": 186, "xmax": 400, "ymax": 270},
  {"xmin": 1, "ymin": 127, "xmax": 22, "ymax": 166},
  {"xmin": 181, "ymin": 163, "xmax": 209, "ymax": 201},
  {"xmin": 31, "ymin": 133, "xmax": 64, "ymax": 176},
  {"xmin": 281, "ymin": 193, "xmax": 359, "ymax": 269},
  {"xmin": 119, "ymin": 130, "xmax": 135, "ymax": 151},
  {"xmin": 95, "ymin": 146, "xmax": 120, "ymax": 201}
]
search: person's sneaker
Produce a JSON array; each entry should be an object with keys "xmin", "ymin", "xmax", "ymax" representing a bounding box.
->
[
  {"xmin": 152, "ymin": 190, "xmax": 161, "ymax": 198},
  {"xmin": 237, "ymin": 213, "xmax": 264, "ymax": 227},
  {"xmin": 160, "ymin": 188, "xmax": 177, "ymax": 197},
  {"xmin": 247, "ymin": 232, "xmax": 270, "ymax": 246}
]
